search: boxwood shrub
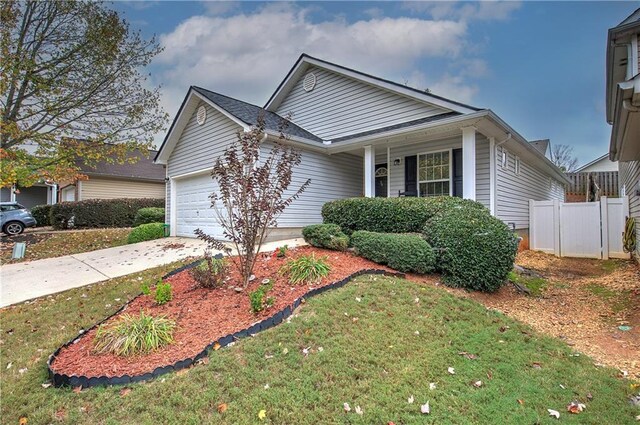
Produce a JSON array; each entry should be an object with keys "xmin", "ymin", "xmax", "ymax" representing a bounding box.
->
[
  {"xmin": 50, "ymin": 198, "xmax": 164, "ymax": 229},
  {"xmin": 29, "ymin": 204, "xmax": 52, "ymax": 227},
  {"xmin": 423, "ymin": 208, "xmax": 518, "ymax": 292},
  {"xmin": 301, "ymin": 224, "xmax": 349, "ymax": 251},
  {"xmin": 127, "ymin": 222, "xmax": 166, "ymax": 244},
  {"xmin": 321, "ymin": 196, "xmax": 487, "ymax": 234},
  {"xmin": 350, "ymin": 231, "xmax": 436, "ymax": 274},
  {"xmin": 133, "ymin": 207, "xmax": 165, "ymax": 227}
]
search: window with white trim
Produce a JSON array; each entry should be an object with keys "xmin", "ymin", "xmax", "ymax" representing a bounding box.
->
[
  {"xmin": 501, "ymin": 147, "xmax": 508, "ymax": 169},
  {"xmin": 418, "ymin": 151, "xmax": 451, "ymax": 197},
  {"xmin": 514, "ymin": 156, "xmax": 520, "ymax": 175}
]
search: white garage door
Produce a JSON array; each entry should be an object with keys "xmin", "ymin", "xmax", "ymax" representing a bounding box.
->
[{"xmin": 174, "ymin": 173, "xmax": 223, "ymax": 238}]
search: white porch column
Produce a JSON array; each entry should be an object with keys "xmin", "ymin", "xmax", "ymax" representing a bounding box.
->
[
  {"xmin": 364, "ymin": 145, "xmax": 375, "ymax": 197},
  {"xmin": 386, "ymin": 146, "xmax": 391, "ymax": 197},
  {"xmin": 462, "ymin": 127, "xmax": 476, "ymax": 201}
]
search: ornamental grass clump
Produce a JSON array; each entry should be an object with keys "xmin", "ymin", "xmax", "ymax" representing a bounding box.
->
[
  {"xmin": 280, "ymin": 254, "xmax": 331, "ymax": 285},
  {"xmin": 93, "ymin": 311, "xmax": 176, "ymax": 356}
]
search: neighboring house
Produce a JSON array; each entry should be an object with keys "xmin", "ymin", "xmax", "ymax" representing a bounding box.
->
[
  {"xmin": 575, "ymin": 154, "xmax": 619, "ymax": 173},
  {"xmin": 606, "ymin": 8, "xmax": 640, "ymax": 260},
  {"xmin": 59, "ymin": 149, "xmax": 165, "ymax": 202},
  {"xmin": 155, "ymin": 54, "xmax": 568, "ymax": 241}
]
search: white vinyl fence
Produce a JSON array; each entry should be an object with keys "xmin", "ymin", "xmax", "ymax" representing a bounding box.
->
[{"xmin": 529, "ymin": 197, "xmax": 630, "ymax": 259}]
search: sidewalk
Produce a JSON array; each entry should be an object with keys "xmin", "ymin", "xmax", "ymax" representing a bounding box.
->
[{"xmin": 0, "ymin": 237, "xmax": 304, "ymax": 308}]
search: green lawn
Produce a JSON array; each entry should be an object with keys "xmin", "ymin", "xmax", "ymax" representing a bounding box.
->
[{"xmin": 1, "ymin": 264, "xmax": 638, "ymax": 424}]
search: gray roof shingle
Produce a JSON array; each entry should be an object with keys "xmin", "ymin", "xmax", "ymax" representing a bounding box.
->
[
  {"xmin": 192, "ymin": 86, "xmax": 323, "ymax": 142},
  {"xmin": 79, "ymin": 149, "xmax": 165, "ymax": 181}
]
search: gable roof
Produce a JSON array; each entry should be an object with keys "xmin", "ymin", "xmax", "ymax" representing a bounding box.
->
[
  {"xmin": 264, "ymin": 54, "xmax": 482, "ymax": 114},
  {"xmin": 79, "ymin": 149, "xmax": 164, "ymax": 182},
  {"xmin": 528, "ymin": 139, "xmax": 549, "ymax": 156},
  {"xmin": 192, "ymin": 87, "xmax": 322, "ymax": 142},
  {"xmin": 574, "ymin": 153, "xmax": 613, "ymax": 172}
]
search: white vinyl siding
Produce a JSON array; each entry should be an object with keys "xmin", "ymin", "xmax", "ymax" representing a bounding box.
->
[
  {"xmin": 166, "ymin": 101, "xmax": 243, "ymax": 225},
  {"xmin": 276, "ymin": 66, "xmax": 451, "ymax": 140},
  {"xmin": 79, "ymin": 178, "xmax": 165, "ymax": 200},
  {"xmin": 262, "ymin": 142, "xmax": 363, "ymax": 227},
  {"xmin": 619, "ymin": 160, "xmax": 640, "ymax": 259},
  {"xmin": 374, "ymin": 135, "xmax": 491, "ymax": 210},
  {"xmin": 495, "ymin": 146, "xmax": 565, "ymax": 230}
]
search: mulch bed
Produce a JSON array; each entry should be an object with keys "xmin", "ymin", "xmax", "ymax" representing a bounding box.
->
[{"xmin": 50, "ymin": 246, "xmax": 394, "ymax": 379}]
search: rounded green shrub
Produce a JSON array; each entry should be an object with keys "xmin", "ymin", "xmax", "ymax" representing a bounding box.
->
[
  {"xmin": 350, "ymin": 231, "xmax": 436, "ymax": 274},
  {"xmin": 322, "ymin": 197, "xmax": 487, "ymax": 234},
  {"xmin": 133, "ymin": 207, "xmax": 165, "ymax": 227},
  {"xmin": 423, "ymin": 207, "xmax": 518, "ymax": 292},
  {"xmin": 29, "ymin": 204, "xmax": 52, "ymax": 227},
  {"xmin": 127, "ymin": 222, "xmax": 165, "ymax": 244},
  {"xmin": 302, "ymin": 224, "xmax": 349, "ymax": 251}
]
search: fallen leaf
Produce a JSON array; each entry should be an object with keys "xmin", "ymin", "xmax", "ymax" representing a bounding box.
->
[
  {"xmin": 54, "ymin": 408, "xmax": 67, "ymax": 421},
  {"xmin": 566, "ymin": 401, "xmax": 586, "ymax": 414},
  {"xmin": 420, "ymin": 402, "xmax": 430, "ymax": 414},
  {"xmin": 559, "ymin": 384, "xmax": 566, "ymax": 389},
  {"xmin": 414, "ymin": 330, "xmax": 420, "ymax": 335},
  {"xmin": 473, "ymin": 380, "xmax": 482, "ymax": 388},
  {"xmin": 517, "ymin": 399, "xmax": 524, "ymax": 405},
  {"xmin": 586, "ymin": 392, "xmax": 593, "ymax": 401},
  {"xmin": 317, "ymin": 347, "xmax": 324, "ymax": 352},
  {"xmin": 355, "ymin": 406, "xmax": 363, "ymax": 415},
  {"xmin": 41, "ymin": 382, "xmax": 52, "ymax": 389},
  {"xmin": 73, "ymin": 386, "xmax": 82, "ymax": 393},
  {"xmin": 6, "ymin": 362, "xmax": 12, "ymax": 369},
  {"xmin": 408, "ymin": 395, "xmax": 414, "ymax": 404},
  {"xmin": 213, "ymin": 342, "xmax": 221, "ymax": 351},
  {"xmin": 487, "ymin": 370, "xmax": 493, "ymax": 380},
  {"xmin": 19, "ymin": 417, "xmax": 27, "ymax": 424},
  {"xmin": 548, "ymin": 409, "xmax": 560, "ymax": 419},
  {"xmin": 217, "ymin": 403, "xmax": 228, "ymax": 413},
  {"xmin": 355, "ymin": 297, "xmax": 361, "ymax": 302},
  {"xmin": 343, "ymin": 402, "xmax": 351, "ymax": 412},
  {"xmin": 635, "ymin": 414, "xmax": 640, "ymax": 421},
  {"xmin": 447, "ymin": 367, "xmax": 455, "ymax": 375},
  {"xmin": 119, "ymin": 388, "xmax": 131, "ymax": 397},
  {"xmin": 531, "ymin": 362, "xmax": 542, "ymax": 369},
  {"xmin": 264, "ymin": 383, "xmax": 270, "ymax": 389},
  {"xmin": 414, "ymin": 297, "xmax": 420, "ymax": 303},
  {"xmin": 258, "ymin": 409, "xmax": 266, "ymax": 420},
  {"xmin": 282, "ymin": 348, "xmax": 289, "ymax": 355},
  {"xmin": 18, "ymin": 368, "xmax": 27, "ymax": 375},
  {"xmin": 429, "ymin": 382, "xmax": 437, "ymax": 390}
]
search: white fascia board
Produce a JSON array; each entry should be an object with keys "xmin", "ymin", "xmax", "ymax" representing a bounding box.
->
[
  {"xmin": 263, "ymin": 130, "xmax": 329, "ymax": 153},
  {"xmin": 325, "ymin": 111, "xmax": 490, "ymax": 152},
  {"xmin": 265, "ymin": 56, "xmax": 478, "ymax": 114}
]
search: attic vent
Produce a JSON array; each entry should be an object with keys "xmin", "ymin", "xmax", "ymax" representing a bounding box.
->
[
  {"xmin": 196, "ymin": 105, "xmax": 207, "ymax": 125},
  {"xmin": 303, "ymin": 72, "xmax": 316, "ymax": 92}
]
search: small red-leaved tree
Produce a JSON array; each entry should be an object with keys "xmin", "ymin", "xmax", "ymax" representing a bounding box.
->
[{"xmin": 195, "ymin": 114, "xmax": 310, "ymax": 288}]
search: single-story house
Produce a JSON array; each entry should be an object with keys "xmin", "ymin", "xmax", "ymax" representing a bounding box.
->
[
  {"xmin": 155, "ymin": 54, "xmax": 569, "ymax": 241},
  {"xmin": 59, "ymin": 149, "xmax": 165, "ymax": 202},
  {"xmin": 606, "ymin": 8, "xmax": 640, "ymax": 260}
]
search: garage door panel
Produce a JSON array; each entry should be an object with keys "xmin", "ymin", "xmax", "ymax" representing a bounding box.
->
[{"xmin": 175, "ymin": 174, "xmax": 224, "ymax": 239}]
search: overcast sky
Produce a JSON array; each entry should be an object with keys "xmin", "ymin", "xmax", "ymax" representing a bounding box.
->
[{"xmin": 114, "ymin": 1, "xmax": 637, "ymax": 166}]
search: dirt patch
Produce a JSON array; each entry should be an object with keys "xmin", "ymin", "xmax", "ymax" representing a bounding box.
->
[
  {"xmin": 50, "ymin": 246, "xmax": 394, "ymax": 378},
  {"xmin": 442, "ymin": 252, "xmax": 640, "ymax": 379}
]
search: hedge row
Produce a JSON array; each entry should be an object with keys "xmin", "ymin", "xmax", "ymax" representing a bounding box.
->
[
  {"xmin": 30, "ymin": 204, "xmax": 52, "ymax": 227},
  {"xmin": 321, "ymin": 196, "xmax": 486, "ymax": 234},
  {"xmin": 350, "ymin": 231, "xmax": 436, "ymax": 274},
  {"xmin": 133, "ymin": 207, "xmax": 165, "ymax": 227},
  {"xmin": 50, "ymin": 198, "xmax": 164, "ymax": 229},
  {"xmin": 301, "ymin": 224, "xmax": 349, "ymax": 251},
  {"xmin": 127, "ymin": 222, "xmax": 166, "ymax": 244}
]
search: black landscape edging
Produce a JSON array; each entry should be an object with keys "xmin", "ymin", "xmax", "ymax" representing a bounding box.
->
[{"xmin": 47, "ymin": 266, "xmax": 405, "ymax": 388}]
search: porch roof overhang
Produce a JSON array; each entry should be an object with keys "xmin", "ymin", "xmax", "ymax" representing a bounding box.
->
[{"xmin": 321, "ymin": 109, "xmax": 570, "ymax": 185}]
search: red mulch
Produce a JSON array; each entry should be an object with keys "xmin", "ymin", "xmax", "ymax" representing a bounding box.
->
[{"xmin": 50, "ymin": 246, "xmax": 393, "ymax": 378}]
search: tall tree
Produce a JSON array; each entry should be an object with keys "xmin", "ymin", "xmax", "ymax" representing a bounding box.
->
[
  {"xmin": 550, "ymin": 144, "xmax": 578, "ymax": 172},
  {"xmin": 0, "ymin": 0, "xmax": 167, "ymax": 187}
]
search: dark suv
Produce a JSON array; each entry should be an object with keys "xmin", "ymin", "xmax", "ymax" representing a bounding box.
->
[{"xmin": 0, "ymin": 202, "xmax": 37, "ymax": 235}]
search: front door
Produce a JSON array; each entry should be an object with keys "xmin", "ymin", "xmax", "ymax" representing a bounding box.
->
[{"xmin": 375, "ymin": 163, "xmax": 388, "ymax": 197}]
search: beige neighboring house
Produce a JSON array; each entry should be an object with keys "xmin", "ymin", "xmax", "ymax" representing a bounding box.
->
[
  {"xmin": 59, "ymin": 149, "xmax": 166, "ymax": 202},
  {"xmin": 575, "ymin": 153, "xmax": 619, "ymax": 173}
]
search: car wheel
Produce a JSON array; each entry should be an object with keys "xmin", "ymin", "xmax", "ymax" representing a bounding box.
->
[{"xmin": 3, "ymin": 221, "xmax": 24, "ymax": 235}]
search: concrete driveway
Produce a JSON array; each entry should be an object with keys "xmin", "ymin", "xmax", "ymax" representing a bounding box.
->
[{"xmin": 0, "ymin": 237, "xmax": 304, "ymax": 308}]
